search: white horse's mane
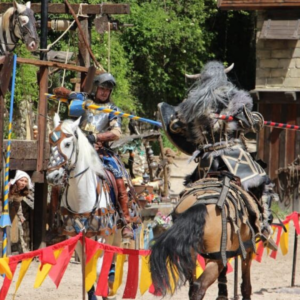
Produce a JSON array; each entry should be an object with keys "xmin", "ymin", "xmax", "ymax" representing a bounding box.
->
[{"xmin": 60, "ymin": 119, "xmax": 106, "ymax": 178}]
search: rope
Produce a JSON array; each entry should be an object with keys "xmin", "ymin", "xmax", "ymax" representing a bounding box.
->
[
  {"xmin": 39, "ymin": 3, "xmax": 87, "ymax": 53},
  {"xmin": 39, "ymin": 20, "xmax": 75, "ymax": 53},
  {"xmin": 61, "ymin": 37, "xmax": 71, "ymax": 87},
  {"xmin": 108, "ymin": 22, "xmax": 111, "ymax": 73}
]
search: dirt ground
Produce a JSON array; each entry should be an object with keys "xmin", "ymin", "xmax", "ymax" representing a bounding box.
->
[
  {"xmin": 2, "ymin": 156, "xmax": 300, "ymax": 300},
  {"xmin": 1, "ymin": 224, "xmax": 300, "ymax": 300}
]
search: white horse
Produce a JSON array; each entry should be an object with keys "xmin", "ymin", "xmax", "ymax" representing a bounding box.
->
[
  {"xmin": 0, "ymin": 1, "xmax": 39, "ymax": 55},
  {"xmin": 46, "ymin": 114, "xmax": 121, "ymax": 300}
]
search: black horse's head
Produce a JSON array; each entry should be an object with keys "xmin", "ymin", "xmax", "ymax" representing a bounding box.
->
[{"xmin": 12, "ymin": 1, "xmax": 39, "ymax": 52}]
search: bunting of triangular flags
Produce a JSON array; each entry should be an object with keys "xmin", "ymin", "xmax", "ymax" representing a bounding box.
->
[{"xmin": 0, "ymin": 211, "xmax": 298, "ymax": 300}]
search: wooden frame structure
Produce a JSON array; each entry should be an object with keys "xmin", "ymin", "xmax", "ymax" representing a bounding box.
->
[{"xmin": 0, "ymin": 1, "xmax": 130, "ymax": 253}]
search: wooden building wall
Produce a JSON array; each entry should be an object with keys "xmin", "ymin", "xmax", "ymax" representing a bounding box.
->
[
  {"xmin": 254, "ymin": 9, "xmax": 300, "ymax": 180},
  {"xmin": 254, "ymin": 97, "xmax": 300, "ymax": 180}
]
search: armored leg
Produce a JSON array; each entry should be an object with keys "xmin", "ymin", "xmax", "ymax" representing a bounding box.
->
[
  {"xmin": 115, "ymin": 178, "xmax": 134, "ymax": 239},
  {"xmin": 260, "ymin": 183, "xmax": 278, "ymax": 251}
]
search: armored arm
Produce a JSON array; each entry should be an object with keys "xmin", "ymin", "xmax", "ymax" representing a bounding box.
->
[{"xmin": 234, "ymin": 105, "xmax": 264, "ymax": 133}]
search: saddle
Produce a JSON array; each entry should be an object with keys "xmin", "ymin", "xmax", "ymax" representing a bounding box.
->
[
  {"xmin": 174, "ymin": 172, "xmax": 262, "ymax": 266},
  {"xmin": 104, "ymin": 169, "xmax": 141, "ymax": 225}
]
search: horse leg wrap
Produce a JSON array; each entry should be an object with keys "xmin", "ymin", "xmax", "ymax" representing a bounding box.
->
[{"xmin": 87, "ymin": 286, "xmax": 98, "ymax": 300}]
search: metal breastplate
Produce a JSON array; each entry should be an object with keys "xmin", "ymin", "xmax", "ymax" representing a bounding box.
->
[{"xmin": 80, "ymin": 103, "xmax": 112, "ymax": 134}]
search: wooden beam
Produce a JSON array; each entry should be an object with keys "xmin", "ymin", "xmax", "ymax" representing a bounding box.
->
[
  {"xmin": 217, "ymin": 0, "xmax": 300, "ymax": 10},
  {"xmin": 0, "ymin": 57, "xmax": 102, "ymax": 74},
  {"xmin": 0, "ymin": 3, "xmax": 130, "ymax": 15},
  {"xmin": 0, "ymin": 54, "xmax": 14, "ymax": 172},
  {"xmin": 9, "ymin": 159, "xmax": 49, "ymax": 171}
]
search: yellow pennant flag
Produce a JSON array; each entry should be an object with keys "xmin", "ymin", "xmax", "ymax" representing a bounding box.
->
[
  {"xmin": 139, "ymin": 255, "xmax": 152, "ymax": 295},
  {"xmin": 280, "ymin": 223, "xmax": 289, "ymax": 255},
  {"xmin": 34, "ymin": 248, "xmax": 63, "ymax": 288},
  {"xmin": 111, "ymin": 254, "xmax": 126, "ymax": 296},
  {"xmin": 195, "ymin": 258, "xmax": 204, "ymax": 279},
  {"xmin": 166, "ymin": 261, "xmax": 179, "ymax": 294},
  {"xmin": 139, "ymin": 224, "xmax": 145, "ymax": 249},
  {"xmin": 85, "ymin": 249, "xmax": 102, "ymax": 292},
  {"xmin": 0, "ymin": 257, "xmax": 12, "ymax": 279},
  {"xmin": 13, "ymin": 258, "xmax": 34, "ymax": 299}
]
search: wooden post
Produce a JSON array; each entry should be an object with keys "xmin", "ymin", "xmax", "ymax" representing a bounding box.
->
[
  {"xmin": 78, "ymin": 17, "xmax": 91, "ymax": 90},
  {"xmin": 233, "ymin": 257, "xmax": 238, "ymax": 299},
  {"xmin": 81, "ymin": 231, "xmax": 86, "ymax": 300},
  {"xmin": 291, "ymin": 229, "xmax": 298, "ymax": 287},
  {"xmin": 33, "ymin": 0, "xmax": 48, "ymax": 250},
  {"xmin": 0, "ymin": 54, "xmax": 14, "ymax": 257},
  {"xmin": 0, "ymin": 54, "xmax": 14, "ymax": 172}
]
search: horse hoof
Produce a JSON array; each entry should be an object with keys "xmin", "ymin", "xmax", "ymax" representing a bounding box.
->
[
  {"xmin": 103, "ymin": 297, "xmax": 117, "ymax": 300},
  {"xmin": 216, "ymin": 297, "xmax": 228, "ymax": 300},
  {"xmin": 89, "ymin": 294, "xmax": 98, "ymax": 300}
]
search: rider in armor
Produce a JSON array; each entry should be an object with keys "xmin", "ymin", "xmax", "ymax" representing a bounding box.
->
[
  {"xmin": 159, "ymin": 61, "xmax": 277, "ymax": 250},
  {"xmin": 81, "ymin": 72, "xmax": 134, "ymax": 239}
]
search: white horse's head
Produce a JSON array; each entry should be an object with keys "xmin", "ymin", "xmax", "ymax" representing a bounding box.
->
[
  {"xmin": 12, "ymin": 1, "xmax": 39, "ymax": 51},
  {"xmin": 46, "ymin": 114, "xmax": 81, "ymax": 185},
  {"xmin": 46, "ymin": 114, "xmax": 106, "ymax": 186}
]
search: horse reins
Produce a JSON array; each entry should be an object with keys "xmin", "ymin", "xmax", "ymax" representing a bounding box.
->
[
  {"xmin": 48, "ymin": 126, "xmax": 103, "ymax": 215},
  {"xmin": 0, "ymin": 7, "xmax": 37, "ymax": 55}
]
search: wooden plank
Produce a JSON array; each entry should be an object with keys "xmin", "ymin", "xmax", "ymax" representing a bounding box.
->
[
  {"xmin": 0, "ymin": 3, "xmax": 130, "ymax": 15},
  {"xmin": 0, "ymin": 54, "xmax": 14, "ymax": 172},
  {"xmin": 0, "ymin": 54, "xmax": 14, "ymax": 96},
  {"xmin": 36, "ymin": 67, "xmax": 48, "ymax": 177},
  {"xmin": 279, "ymin": 104, "xmax": 287, "ymax": 172},
  {"xmin": 3, "ymin": 140, "xmax": 49, "ymax": 160},
  {"xmin": 257, "ymin": 103, "xmax": 266, "ymax": 162},
  {"xmin": 0, "ymin": 95, "xmax": 4, "ymax": 173},
  {"xmin": 8, "ymin": 57, "xmax": 102, "ymax": 74},
  {"xmin": 253, "ymin": 91, "xmax": 300, "ymax": 104},
  {"xmin": 296, "ymin": 105, "xmax": 300, "ymax": 156},
  {"xmin": 9, "ymin": 159, "xmax": 49, "ymax": 171},
  {"xmin": 269, "ymin": 104, "xmax": 281, "ymax": 180},
  {"xmin": 218, "ymin": 0, "xmax": 300, "ymax": 10},
  {"xmin": 285, "ymin": 104, "xmax": 297, "ymax": 166},
  {"xmin": 263, "ymin": 105, "xmax": 271, "ymax": 172}
]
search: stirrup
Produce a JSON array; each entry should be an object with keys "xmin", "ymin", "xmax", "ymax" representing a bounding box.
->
[
  {"xmin": 121, "ymin": 226, "xmax": 134, "ymax": 239},
  {"xmin": 260, "ymin": 232, "xmax": 278, "ymax": 251}
]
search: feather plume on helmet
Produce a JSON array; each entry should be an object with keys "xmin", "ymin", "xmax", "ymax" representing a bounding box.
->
[{"xmin": 177, "ymin": 61, "xmax": 253, "ymax": 143}]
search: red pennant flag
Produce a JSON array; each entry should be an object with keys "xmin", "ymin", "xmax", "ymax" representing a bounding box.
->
[
  {"xmin": 49, "ymin": 241, "xmax": 77, "ymax": 288},
  {"xmin": 148, "ymin": 283, "xmax": 162, "ymax": 296},
  {"xmin": 39, "ymin": 246, "xmax": 57, "ymax": 270},
  {"xmin": 270, "ymin": 227, "xmax": 282, "ymax": 259},
  {"xmin": 95, "ymin": 251, "xmax": 114, "ymax": 297},
  {"xmin": 254, "ymin": 241, "xmax": 264, "ymax": 262},
  {"xmin": 0, "ymin": 261, "xmax": 18, "ymax": 300},
  {"xmin": 85, "ymin": 238, "xmax": 100, "ymax": 263},
  {"xmin": 197, "ymin": 255, "xmax": 206, "ymax": 270},
  {"xmin": 226, "ymin": 260, "xmax": 233, "ymax": 273},
  {"xmin": 123, "ymin": 254, "xmax": 139, "ymax": 299},
  {"xmin": 290, "ymin": 212, "xmax": 300, "ymax": 234}
]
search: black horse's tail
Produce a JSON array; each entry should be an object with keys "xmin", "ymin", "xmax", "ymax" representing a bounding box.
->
[{"xmin": 149, "ymin": 204, "xmax": 207, "ymax": 296}]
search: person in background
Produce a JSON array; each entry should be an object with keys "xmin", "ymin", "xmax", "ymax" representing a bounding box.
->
[{"xmin": 9, "ymin": 170, "xmax": 33, "ymax": 253}]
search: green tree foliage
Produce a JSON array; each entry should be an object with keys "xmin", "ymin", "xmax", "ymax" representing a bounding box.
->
[
  {"xmin": 3, "ymin": 0, "xmax": 256, "ymax": 146},
  {"xmin": 116, "ymin": 0, "xmax": 216, "ymax": 113},
  {"xmin": 113, "ymin": 0, "xmax": 255, "ymax": 116}
]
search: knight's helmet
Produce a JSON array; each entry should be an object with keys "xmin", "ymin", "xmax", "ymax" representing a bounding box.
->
[{"xmin": 91, "ymin": 72, "xmax": 116, "ymax": 100}]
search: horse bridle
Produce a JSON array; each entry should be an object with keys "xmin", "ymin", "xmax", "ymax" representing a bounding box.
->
[
  {"xmin": 48, "ymin": 124, "xmax": 89, "ymax": 183},
  {"xmin": 8, "ymin": 8, "xmax": 37, "ymax": 45},
  {"xmin": 48, "ymin": 125, "xmax": 102, "ymax": 215}
]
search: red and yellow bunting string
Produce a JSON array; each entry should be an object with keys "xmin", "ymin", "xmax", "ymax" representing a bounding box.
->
[
  {"xmin": 253, "ymin": 211, "xmax": 299, "ymax": 262},
  {"xmin": 0, "ymin": 211, "xmax": 298, "ymax": 300}
]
